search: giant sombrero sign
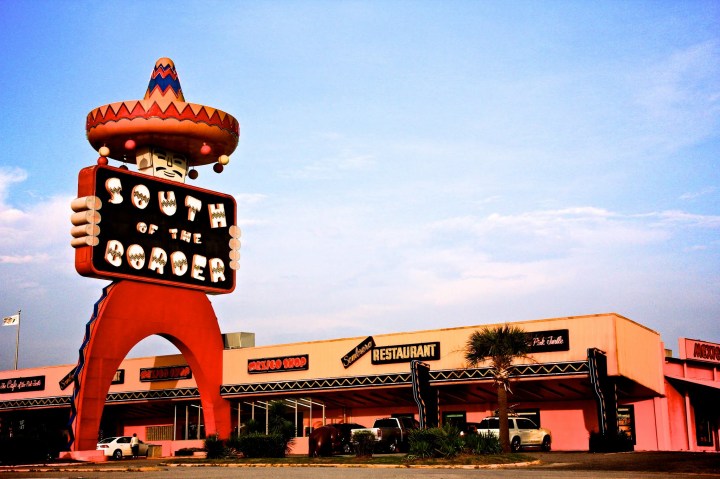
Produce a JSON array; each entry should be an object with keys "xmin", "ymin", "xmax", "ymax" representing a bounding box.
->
[
  {"xmin": 67, "ymin": 57, "xmax": 241, "ymax": 453},
  {"xmin": 70, "ymin": 57, "xmax": 241, "ymax": 294}
]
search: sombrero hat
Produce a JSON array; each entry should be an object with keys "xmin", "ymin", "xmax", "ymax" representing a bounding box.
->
[{"xmin": 86, "ymin": 58, "xmax": 239, "ymax": 173}]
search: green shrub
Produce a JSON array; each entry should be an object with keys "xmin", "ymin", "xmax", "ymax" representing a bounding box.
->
[
  {"xmin": 352, "ymin": 430, "xmax": 376, "ymax": 457},
  {"xmin": 174, "ymin": 447, "xmax": 197, "ymax": 456},
  {"xmin": 0, "ymin": 437, "xmax": 60, "ymax": 464},
  {"xmin": 408, "ymin": 428, "xmax": 442, "ymax": 458},
  {"xmin": 437, "ymin": 424, "xmax": 463, "ymax": 458},
  {"xmin": 229, "ymin": 401, "xmax": 295, "ymax": 457},
  {"xmin": 408, "ymin": 425, "xmax": 463, "ymax": 459},
  {"xmin": 203, "ymin": 434, "xmax": 228, "ymax": 459},
  {"xmin": 234, "ymin": 432, "xmax": 288, "ymax": 458},
  {"xmin": 463, "ymin": 430, "xmax": 502, "ymax": 454},
  {"xmin": 407, "ymin": 438, "xmax": 433, "ymax": 458},
  {"xmin": 243, "ymin": 418, "xmax": 263, "ymax": 434}
]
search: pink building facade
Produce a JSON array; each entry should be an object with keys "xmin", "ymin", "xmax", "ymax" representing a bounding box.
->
[{"xmin": 0, "ymin": 313, "xmax": 718, "ymax": 456}]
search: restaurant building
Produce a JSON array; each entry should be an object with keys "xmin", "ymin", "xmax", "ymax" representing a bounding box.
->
[{"xmin": 0, "ymin": 312, "xmax": 718, "ymax": 456}]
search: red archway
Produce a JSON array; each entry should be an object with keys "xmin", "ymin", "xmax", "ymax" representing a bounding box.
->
[{"xmin": 69, "ymin": 280, "xmax": 231, "ymax": 451}]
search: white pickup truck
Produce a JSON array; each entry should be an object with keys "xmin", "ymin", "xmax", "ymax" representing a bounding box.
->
[{"xmin": 351, "ymin": 417, "xmax": 419, "ymax": 453}]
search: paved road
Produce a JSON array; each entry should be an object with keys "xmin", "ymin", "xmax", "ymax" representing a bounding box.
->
[
  {"xmin": 1, "ymin": 452, "xmax": 718, "ymax": 479},
  {"xmin": 0, "ymin": 466, "xmax": 716, "ymax": 479}
]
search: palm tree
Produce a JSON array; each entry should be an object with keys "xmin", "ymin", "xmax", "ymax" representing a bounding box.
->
[{"xmin": 465, "ymin": 324, "xmax": 531, "ymax": 453}]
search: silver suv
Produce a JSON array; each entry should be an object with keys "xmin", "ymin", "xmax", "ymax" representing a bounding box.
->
[{"xmin": 477, "ymin": 416, "xmax": 552, "ymax": 451}]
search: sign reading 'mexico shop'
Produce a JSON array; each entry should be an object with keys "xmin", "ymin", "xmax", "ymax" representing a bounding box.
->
[
  {"xmin": 248, "ymin": 355, "xmax": 309, "ymax": 374},
  {"xmin": 372, "ymin": 342, "xmax": 440, "ymax": 365},
  {"xmin": 683, "ymin": 338, "xmax": 720, "ymax": 364}
]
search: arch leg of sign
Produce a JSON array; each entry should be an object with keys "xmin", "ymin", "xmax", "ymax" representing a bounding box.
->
[{"xmin": 68, "ymin": 280, "xmax": 231, "ymax": 451}]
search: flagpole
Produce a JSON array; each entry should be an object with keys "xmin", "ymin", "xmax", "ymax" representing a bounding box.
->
[{"xmin": 14, "ymin": 310, "xmax": 20, "ymax": 370}]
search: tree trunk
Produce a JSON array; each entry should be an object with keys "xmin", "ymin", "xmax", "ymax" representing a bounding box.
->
[{"xmin": 497, "ymin": 383, "xmax": 510, "ymax": 453}]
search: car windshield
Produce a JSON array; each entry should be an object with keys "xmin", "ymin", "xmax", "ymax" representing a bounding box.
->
[
  {"xmin": 479, "ymin": 418, "xmax": 500, "ymax": 429},
  {"xmin": 375, "ymin": 419, "xmax": 397, "ymax": 427},
  {"xmin": 98, "ymin": 438, "xmax": 116, "ymax": 444},
  {"xmin": 518, "ymin": 418, "xmax": 539, "ymax": 429},
  {"xmin": 400, "ymin": 417, "xmax": 418, "ymax": 429}
]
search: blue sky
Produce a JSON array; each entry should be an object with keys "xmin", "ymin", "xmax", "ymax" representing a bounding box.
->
[{"xmin": 0, "ymin": 1, "xmax": 718, "ymax": 369}]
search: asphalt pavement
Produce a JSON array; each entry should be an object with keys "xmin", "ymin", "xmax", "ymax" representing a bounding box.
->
[{"xmin": 0, "ymin": 451, "xmax": 718, "ymax": 479}]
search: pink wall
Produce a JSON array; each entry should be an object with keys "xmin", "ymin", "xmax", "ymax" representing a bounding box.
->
[
  {"xmin": 537, "ymin": 401, "xmax": 596, "ymax": 451},
  {"xmin": 627, "ymin": 399, "xmax": 660, "ymax": 451}
]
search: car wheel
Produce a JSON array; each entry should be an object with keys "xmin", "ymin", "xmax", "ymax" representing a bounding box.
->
[
  {"xmin": 113, "ymin": 449, "xmax": 123, "ymax": 460},
  {"xmin": 343, "ymin": 442, "xmax": 353, "ymax": 454},
  {"xmin": 387, "ymin": 440, "xmax": 398, "ymax": 453},
  {"xmin": 511, "ymin": 437, "xmax": 521, "ymax": 452},
  {"xmin": 541, "ymin": 436, "xmax": 552, "ymax": 452}
]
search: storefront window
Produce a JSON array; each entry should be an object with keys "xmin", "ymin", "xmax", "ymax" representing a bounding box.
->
[
  {"xmin": 617, "ymin": 405, "xmax": 636, "ymax": 444},
  {"xmin": 442, "ymin": 411, "xmax": 466, "ymax": 428},
  {"xmin": 696, "ymin": 415, "xmax": 714, "ymax": 447}
]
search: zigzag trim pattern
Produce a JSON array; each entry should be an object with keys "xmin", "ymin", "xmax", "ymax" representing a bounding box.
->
[
  {"xmin": 146, "ymin": 73, "xmax": 182, "ymax": 98},
  {"xmin": 0, "ymin": 396, "xmax": 70, "ymax": 410},
  {"xmin": 221, "ymin": 361, "xmax": 589, "ymax": 396},
  {"xmin": 67, "ymin": 283, "xmax": 114, "ymax": 448},
  {"xmin": 151, "ymin": 63, "xmax": 179, "ymax": 79},
  {"xmin": 1, "ymin": 362, "xmax": 589, "ymax": 411},
  {"xmin": 0, "ymin": 388, "xmax": 200, "ymax": 412},
  {"xmin": 222, "ymin": 372, "xmax": 413, "ymax": 395},
  {"xmin": 511, "ymin": 362, "xmax": 588, "ymax": 377},
  {"xmin": 86, "ymin": 101, "xmax": 239, "ymax": 135},
  {"xmin": 106, "ymin": 388, "xmax": 198, "ymax": 403}
]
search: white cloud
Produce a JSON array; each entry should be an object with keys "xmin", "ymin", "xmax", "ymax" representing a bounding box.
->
[
  {"xmin": 235, "ymin": 193, "xmax": 269, "ymax": 205},
  {"xmin": 0, "ymin": 168, "xmax": 75, "ymax": 270},
  {"xmin": 0, "ymin": 254, "xmax": 47, "ymax": 264},
  {"xmin": 632, "ymin": 40, "xmax": 720, "ymax": 152},
  {"xmin": 679, "ymin": 187, "xmax": 716, "ymax": 201},
  {"xmin": 281, "ymin": 152, "xmax": 376, "ymax": 180},
  {"xmin": 216, "ymin": 197, "xmax": 720, "ymax": 348}
]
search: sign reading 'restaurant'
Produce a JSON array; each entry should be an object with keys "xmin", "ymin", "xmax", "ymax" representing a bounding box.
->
[
  {"xmin": 74, "ymin": 165, "xmax": 238, "ymax": 294},
  {"xmin": 684, "ymin": 338, "xmax": 720, "ymax": 364},
  {"xmin": 248, "ymin": 355, "xmax": 309, "ymax": 374},
  {"xmin": 372, "ymin": 342, "xmax": 440, "ymax": 365}
]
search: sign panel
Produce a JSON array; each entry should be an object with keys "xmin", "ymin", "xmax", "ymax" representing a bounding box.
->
[
  {"xmin": 341, "ymin": 336, "xmax": 375, "ymax": 368},
  {"xmin": 683, "ymin": 338, "xmax": 720, "ymax": 364},
  {"xmin": 528, "ymin": 329, "xmax": 570, "ymax": 353},
  {"xmin": 412, "ymin": 360, "xmax": 438, "ymax": 428},
  {"xmin": 140, "ymin": 365, "xmax": 192, "ymax": 382},
  {"xmin": 248, "ymin": 354, "xmax": 309, "ymax": 374},
  {"xmin": 371, "ymin": 342, "xmax": 440, "ymax": 365},
  {"xmin": 74, "ymin": 165, "xmax": 238, "ymax": 294},
  {"xmin": 0, "ymin": 375, "xmax": 45, "ymax": 394},
  {"xmin": 60, "ymin": 368, "xmax": 124, "ymax": 390}
]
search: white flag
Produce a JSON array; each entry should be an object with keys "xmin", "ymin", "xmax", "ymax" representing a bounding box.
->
[{"xmin": 2, "ymin": 314, "xmax": 19, "ymax": 326}]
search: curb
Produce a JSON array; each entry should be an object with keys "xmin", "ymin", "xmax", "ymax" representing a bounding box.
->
[{"xmin": 0, "ymin": 460, "xmax": 542, "ymax": 472}]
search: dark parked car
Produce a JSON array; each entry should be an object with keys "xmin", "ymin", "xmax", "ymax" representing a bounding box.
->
[
  {"xmin": 460, "ymin": 422, "xmax": 483, "ymax": 436},
  {"xmin": 351, "ymin": 417, "xmax": 419, "ymax": 453},
  {"xmin": 328, "ymin": 422, "xmax": 366, "ymax": 453}
]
